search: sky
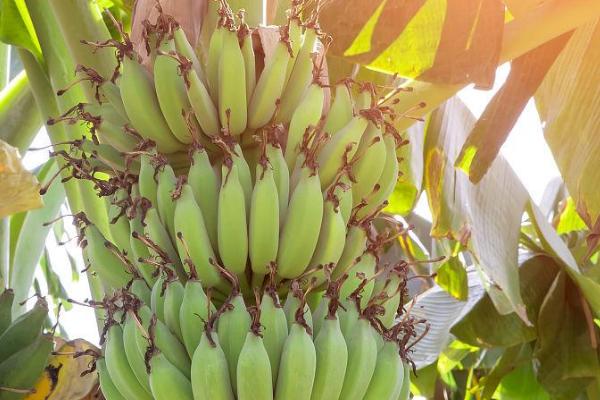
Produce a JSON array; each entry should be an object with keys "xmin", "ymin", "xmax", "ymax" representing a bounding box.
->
[{"xmin": 18, "ymin": 62, "xmax": 561, "ymax": 346}]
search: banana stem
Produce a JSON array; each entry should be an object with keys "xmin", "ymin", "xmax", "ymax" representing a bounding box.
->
[
  {"xmin": 0, "ymin": 43, "xmax": 9, "ymax": 289},
  {"xmin": 392, "ymin": 0, "xmax": 600, "ymax": 132}
]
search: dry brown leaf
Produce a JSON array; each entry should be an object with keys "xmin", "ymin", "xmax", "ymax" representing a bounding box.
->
[{"xmin": 0, "ymin": 139, "xmax": 42, "ymax": 218}]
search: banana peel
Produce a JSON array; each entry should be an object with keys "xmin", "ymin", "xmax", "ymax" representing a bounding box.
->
[{"xmin": 24, "ymin": 338, "xmax": 100, "ymax": 400}]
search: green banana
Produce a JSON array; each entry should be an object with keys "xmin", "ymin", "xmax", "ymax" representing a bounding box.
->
[
  {"xmin": 277, "ymin": 166, "xmax": 324, "ymax": 279},
  {"xmin": 323, "ymin": 83, "xmax": 354, "ymax": 135},
  {"xmin": 284, "ymin": 83, "xmax": 324, "ymax": 170},
  {"xmin": 144, "ymin": 208, "xmax": 184, "ymax": 279},
  {"xmin": 338, "ymin": 317, "xmax": 378, "ymax": 400},
  {"xmin": 207, "ymin": 22, "xmax": 226, "ymax": 102},
  {"xmin": 0, "ymin": 297, "xmax": 47, "ymax": 361},
  {"xmin": 84, "ymin": 223, "xmax": 132, "ymax": 289},
  {"xmin": 317, "ymin": 114, "xmax": 369, "ymax": 190},
  {"xmin": 274, "ymin": 323, "xmax": 316, "ymax": 400},
  {"xmin": 249, "ymin": 159, "xmax": 279, "ymax": 276},
  {"xmin": 179, "ymin": 278, "xmax": 215, "ymax": 357},
  {"xmin": 163, "ymin": 279, "xmax": 185, "ymax": 340},
  {"xmin": 119, "ymin": 54, "xmax": 183, "ymax": 153},
  {"xmin": 123, "ymin": 311, "xmax": 152, "ymax": 393},
  {"xmin": 154, "ymin": 38, "xmax": 194, "ymax": 144},
  {"xmin": 138, "ymin": 154, "xmax": 158, "ymax": 208},
  {"xmin": 173, "ymin": 184, "xmax": 221, "ymax": 287},
  {"xmin": 217, "ymin": 163, "xmax": 249, "ymax": 276},
  {"xmin": 186, "ymin": 68, "xmax": 220, "ymax": 137},
  {"xmin": 149, "ymin": 352, "xmax": 193, "ymax": 400},
  {"xmin": 259, "ymin": 291, "xmax": 288, "ymax": 384},
  {"xmin": 236, "ymin": 315, "xmax": 273, "ymax": 400},
  {"xmin": 0, "ymin": 334, "xmax": 53, "ymax": 400},
  {"xmin": 351, "ymin": 123, "xmax": 387, "ymax": 205},
  {"xmin": 240, "ymin": 23, "xmax": 256, "ymax": 104},
  {"xmin": 173, "ymin": 26, "xmax": 203, "ymax": 79},
  {"xmin": 101, "ymin": 80, "xmax": 128, "ymax": 121},
  {"xmin": 0, "ymin": 289, "xmax": 14, "ymax": 336},
  {"xmin": 308, "ymin": 197, "xmax": 346, "ymax": 284},
  {"xmin": 248, "ymin": 31, "xmax": 291, "ymax": 129},
  {"xmin": 150, "ymin": 274, "xmax": 166, "ymax": 322},
  {"xmin": 191, "ymin": 328, "xmax": 235, "ymax": 400},
  {"xmin": 284, "ymin": 17, "xmax": 304, "ymax": 82},
  {"xmin": 155, "ymin": 162, "xmax": 177, "ymax": 240},
  {"xmin": 397, "ymin": 363, "xmax": 411, "ymax": 400},
  {"xmin": 283, "ymin": 289, "xmax": 313, "ymax": 333},
  {"xmin": 310, "ymin": 317, "xmax": 348, "ymax": 400},
  {"xmin": 97, "ymin": 358, "xmax": 127, "ymax": 400},
  {"xmin": 129, "ymin": 200, "xmax": 156, "ymax": 285},
  {"xmin": 104, "ymin": 324, "xmax": 152, "ymax": 400},
  {"xmin": 266, "ymin": 140, "xmax": 289, "ymax": 224},
  {"xmin": 340, "ymin": 252, "xmax": 377, "ymax": 309},
  {"xmin": 218, "ymin": 27, "xmax": 247, "ymax": 135},
  {"xmin": 105, "ymin": 189, "xmax": 135, "ymax": 259},
  {"xmin": 333, "ymin": 223, "xmax": 368, "ymax": 280},
  {"xmin": 363, "ymin": 340, "xmax": 405, "ymax": 400},
  {"xmin": 85, "ymin": 102, "xmax": 138, "ymax": 153},
  {"xmin": 129, "ymin": 278, "xmax": 152, "ymax": 306},
  {"xmin": 187, "ymin": 147, "xmax": 220, "ymax": 249},
  {"xmin": 231, "ymin": 143, "xmax": 253, "ymax": 209}
]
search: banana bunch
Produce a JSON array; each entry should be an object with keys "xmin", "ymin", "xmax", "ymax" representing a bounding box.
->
[
  {"xmin": 95, "ymin": 265, "xmax": 413, "ymax": 400},
  {"xmin": 0, "ymin": 290, "xmax": 54, "ymax": 400},
  {"xmin": 47, "ymin": 1, "xmax": 424, "ymax": 398}
]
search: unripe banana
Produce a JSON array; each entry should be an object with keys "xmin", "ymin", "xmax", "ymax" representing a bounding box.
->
[
  {"xmin": 105, "ymin": 189, "xmax": 134, "ymax": 258},
  {"xmin": 355, "ymin": 134, "xmax": 399, "ymax": 220},
  {"xmin": 232, "ymin": 143, "xmax": 254, "ymax": 209},
  {"xmin": 155, "ymin": 163, "xmax": 177, "ymax": 240},
  {"xmin": 186, "ymin": 68, "xmax": 221, "ymax": 137},
  {"xmin": 308, "ymin": 198, "xmax": 346, "ymax": 284},
  {"xmin": 311, "ymin": 317, "xmax": 348, "ymax": 400},
  {"xmin": 274, "ymin": 323, "xmax": 316, "ymax": 400},
  {"xmin": 333, "ymin": 224, "xmax": 368, "ymax": 280},
  {"xmin": 207, "ymin": 23, "xmax": 225, "ymax": 102},
  {"xmin": 84, "ymin": 224, "xmax": 131, "ymax": 289},
  {"xmin": 338, "ymin": 299, "xmax": 360, "ymax": 341},
  {"xmin": 144, "ymin": 208, "xmax": 185, "ymax": 279},
  {"xmin": 173, "ymin": 26, "xmax": 203, "ymax": 79},
  {"xmin": 179, "ymin": 278, "xmax": 216, "ymax": 357},
  {"xmin": 129, "ymin": 203, "xmax": 156, "ymax": 285},
  {"xmin": 0, "ymin": 289, "xmax": 14, "ymax": 336},
  {"xmin": 323, "ymin": 83, "xmax": 354, "ymax": 135},
  {"xmin": 187, "ymin": 148, "xmax": 220, "ymax": 248},
  {"xmin": 173, "ymin": 184, "xmax": 221, "ymax": 287},
  {"xmin": 335, "ymin": 175, "xmax": 353, "ymax": 226},
  {"xmin": 217, "ymin": 163, "xmax": 249, "ymax": 276},
  {"xmin": 283, "ymin": 291, "xmax": 313, "ymax": 333},
  {"xmin": 240, "ymin": 25, "xmax": 256, "ymax": 104},
  {"xmin": 248, "ymin": 33, "xmax": 291, "ymax": 129},
  {"xmin": 249, "ymin": 160, "xmax": 279, "ymax": 275},
  {"xmin": 136, "ymin": 305, "xmax": 191, "ymax": 376},
  {"xmin": 218, "ymin": 27, "xmax": 247, "ymax": 135},
  {"xmin": 129, "ymin": 278, "xmax": 152, "ymax": 306},
  {"xmin": 149, "ymin": 352, "xmax": 193, "ymax": 400},
  {"xmin": 236, "ymin": 331, "xmax": 273, "ymax": 400},
  {"xmin": 101, "ymin": 80, "xmax": 128, "ymax": 121},
  {"xmin": 138, "ymin": 154, "xmax": 158, "ymax": 208},
  {"xmin": 150, "ymin": 274, "xmax": 166, "ymax": 322},
  {"xmin": 338, "ymin": 317, "xmax": 378, "ymax": 400},
  {"xmin": 277, "ymin": 27, "xmax": 318, "ymax": 123},
  {"xmin": 119, "ymin": 55, "xmax": 183, "ymax": 153},
  {"xmin": 277, "ymin": 167, "xmax": 324, "ymax": 279},
  {"xmin": 311, "ymin": 296, "xmax": 329, "ymax": 338},
  {"xmin": 0, "ymin": 333, "xmax": 53, "ymax": 400},
  {"xmin": 104, "ymin": 324, "xmax": 152, "ymax": 400},
  {"xmin": 259, "ymin": 292, "xmax": 288, "ymax": 383},
  {"xmin": 340, "ymin": 252, "xmax": 377, "ymax": 308},
  {"xmin": 217, "ymin": 294, "xmax": 251, "ymax": 393},
  {"xmin": 317, "ymin": 115, "xmax": 369, "ymax": 189},
  {"xmin": 0, "ymin": 297, "xmax": 47, "ymax": 361},
  {"xmin": 266, "ymin": 141, "xmax": 289, "ymax": 224},
  {"xmin": 284, "ymin": 17, "xmax": 304, "ymax": 83},
  {"xmin": 87, "ymin": 102, "xmax": 138, "ymax": 153},
  {"xmin": 363, "ymin": 340, "xmax": 405, "ymax": 400},
  {"xmin": 154, "ymin": 38, "xmax": 195, "ymax": 144},
  {"xmin": 97, "ymin": 358, "xmax": 127, "ymax": 400},
  {"xmin": 123, "ymin": 311, "xmax": 151, "ymax": 393},
  {"xmin": 163, "ymin": 279, "xmax": 185, "ymax": 340},
  {"xmin": 398, "ymin": 362, "xmax": 411, "ymax": 400},
  {"xmin": 351, "ymin": 123, "xmax": 387, "ymax": 205},
  {"xmin": 284, "ymin": 83, "xmax": 324, "ymax": 170},
  {"xmin": 191, "ymin": 330, "xmax": 235, "ymax": 400}
]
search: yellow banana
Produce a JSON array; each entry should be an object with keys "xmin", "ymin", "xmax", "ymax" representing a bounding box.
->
[
  {"xmin": 351, "ymin": 123, "xmax": 387, "ymax": 205},
  {"xmin": 119, "ymin": 54, "xmax": 183, "ymax": 153},
  {"xmin": 97, "ymin": 358, "xmax": 127, "ymax": 400},
  {"xmin": 338, "ymin": 317, "xmax": 378, "ymax": 400},
  {"xmin": 363, "ymin": 340, "xmax": 405, "ymax": 400},
  {"xmin": 217, "ymin": 163, "xmax": 249, "ymax": 276},
  {"xmin": 179, "ymin": 278, "xmax": 216, "ymax": 357},
  {"xmin": 249, "ymin": 159, "xmax": 279, "ymax": 276},
  {"xmin": 154, "ymin": 38, "xmax": 195, "ymax": 144},
  {"xmin": 187, "ymin": 147, "xmax": 220, "ymax": 249},
  {"xmin": 317, "ymin": 114, "xmax": 369, "ymax": 190},
  {"xmin": 259, "ymin": 291, "xmax": 288, "ymax": 384},
  {"xmin": 104, "ymin": 324, "xmax": 152, "ymax": 400},
  {"xmin": 217, "ymin": 294, "xmax": 251, "ymax": 395},
  {"xmin": 163, "ymin": 279, "xmax": 185, "ymax": 341},
  {"xmin": 284, "ymin": 83, "xmax": 324, "ymax": 170},
  {"xmin": 148, "ymin": 352, "xmax": 193, "ymax": 400},
  {"xmin": 218, "ymin": 26, "xmax": 247, "ymax": 135},
  {"xmin": 236, "ymin": 310, "xmax": 273, "ymax": 400},
  {"xmin": 274, "ymin": 322, "xmax": 316, "ymax": 400},
  {"xmin": 277, "ymin": 165, "xmax": 324, "ymax": 279},
  {"xmin": 323, "ymin": 82, "xmax": 354, "ymax": 135},
  {"xmin": 191, "ymin": 324, "xmax": 235, "ymax": 400},
  {"xmin": 173, "ymin": 184, "xmax": 221, "ymax": 287},
  {"xmin": 277, "ymin": 26, "xmax": 318, "ymax": 123},
  {"xmin": 310, "ymin": 312, "xmax": 348, "ymax": 400},
  {"xmin": 248, "ymin": 28, "xmax": 292, "ymax": 129},
  {"xmin": 355, "ymin": 134, "xmax": 399, "ymax": 220}
]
